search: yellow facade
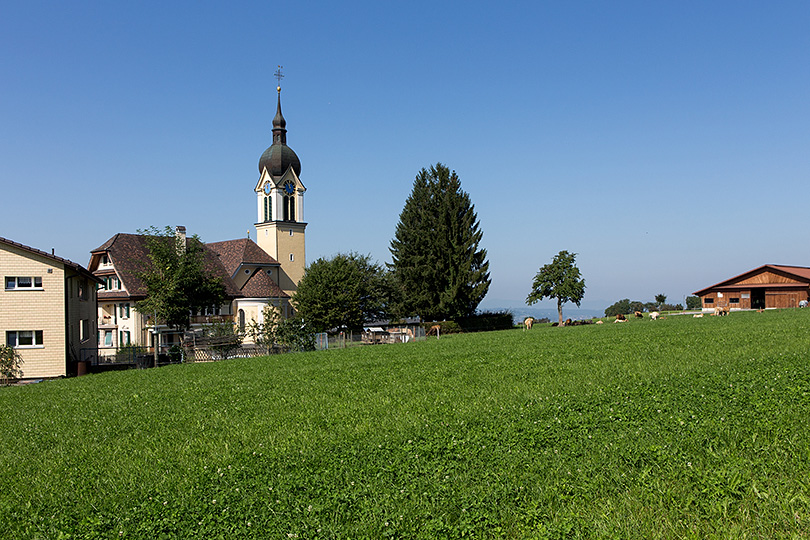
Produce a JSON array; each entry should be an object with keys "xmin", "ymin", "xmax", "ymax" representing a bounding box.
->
[
  {"xmin": 255, "ymin": 168, "xmax": 307, "ymax": 298},
  {"xmin": 0, "ymin": 241, "xmax": 97, "ymax": 378}
]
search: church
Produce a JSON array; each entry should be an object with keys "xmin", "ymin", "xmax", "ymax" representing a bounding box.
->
[{"xmin": 87, "ymin": 83, "xmax": 308, "ymax": 356}]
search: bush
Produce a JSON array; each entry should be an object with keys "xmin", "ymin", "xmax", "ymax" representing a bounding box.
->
[
  {"xmin": 275, "ymin": 316, "xmax": 316, "ymax": 352},
  {"xmin": 0, "ymin": 345, "xmax": 23, "ymax": 385},
  {"xmin": 422, "ymin": 320, "xmax": 462, "ymax": 335},
  {"xmin": 457, "ymin": 311, "xmax": 514, "ymax": 332}
]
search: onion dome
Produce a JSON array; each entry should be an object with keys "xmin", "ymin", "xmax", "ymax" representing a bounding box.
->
[{"xmin": 258, "ymin": 87, "xmax": 301, "ymax": 177}]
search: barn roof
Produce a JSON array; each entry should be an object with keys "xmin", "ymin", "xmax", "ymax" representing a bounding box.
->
[{"xmin": 694, "ymin": 264, "xmax": 810, "ymax": 296}]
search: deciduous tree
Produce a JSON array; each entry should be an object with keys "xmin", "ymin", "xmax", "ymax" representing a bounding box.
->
[
  {"xmin": 389, "ymin": 163, "xmax": 490, "ymax": 320},
  {"xmin": 526, "ymin": 251, "xmax": 586, "ymax": 325},
  {"xmin": 134, "ymin": 226, "xmax": 227, "ymax": 332},
  {"xmin": 293, "ymin": 252, "xmax": 394, "ymax": 332},
  {"xmin": 686, "ymin": 296, "xmax": 702, "ymax": 310}
]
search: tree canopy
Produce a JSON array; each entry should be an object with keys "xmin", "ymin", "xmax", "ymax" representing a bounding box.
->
[
  {"xmin": 134, "ymin": 226, "xmax": 226, "ymax": 331},
  {"xmin": 292, "ymin": 252, "xmax": 394, "ymax": 333},
  {"xmin": 686, "ymin": 296, "xmax": 702, "ymax": 310},
  {"xmin": 389, "ymin": 163, "xmax": 490, "ymax": 321},
  {"xmin": 526, "ymin": 250, "xmax": 586, "ymax": 325}
]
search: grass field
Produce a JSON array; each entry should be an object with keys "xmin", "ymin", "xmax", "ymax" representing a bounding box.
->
[{"xmin": 1, "ymin": 309, "xmax": 809, "ymax": 539}]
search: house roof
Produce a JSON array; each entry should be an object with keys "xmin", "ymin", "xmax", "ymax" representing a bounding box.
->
[
  {"xmin": 90, "ymin": 233, "xmax": 242, "ymax": 300},
  {"xmin": 91, "ymin": 233, "xmax": 288, "ymax": 302},
  {"xmin": 0, "ymin": 236, "xmax": 100, "ymax": 283},
  {"xmin": 694, "ymin": 264, "xmax": 810, "ymax": 296}
]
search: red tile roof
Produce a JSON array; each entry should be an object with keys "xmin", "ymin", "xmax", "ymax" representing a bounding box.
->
[
  {"xmin": 207, "ymin": 238, "xmax": 280, "ymax": 275},
  {"xmin": 90, "ymin": 233, "xmax": 242, "ymax": 300},
  {"xmin": 91, "ymin": 234, "xmax": 288, "ymax": 302}
]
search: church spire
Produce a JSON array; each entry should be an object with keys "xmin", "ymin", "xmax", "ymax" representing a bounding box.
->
[
  {"xmin": 272, "ymin": 86, "xmax": 287, "ymax": 145},
  {"xmin": 258, "ymin": 66, "xmax": 301, "ymax": 177}
]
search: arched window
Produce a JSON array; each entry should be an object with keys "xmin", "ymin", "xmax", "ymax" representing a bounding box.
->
[
  {"xmin": 283, "ymin": 196, "xmax": 295, "ymax": 222},
  {"xmin": 238, "ymin": 309, "xmax": 245, "ymax": 332},
  {"xmin": 264, "ymin": 196, "xmax": 272, "ymax": 222}
]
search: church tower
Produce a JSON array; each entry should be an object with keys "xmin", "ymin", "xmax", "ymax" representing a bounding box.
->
[{"xmin": 255, "ymin": 83, "xmax": 306, "ymax": 297}]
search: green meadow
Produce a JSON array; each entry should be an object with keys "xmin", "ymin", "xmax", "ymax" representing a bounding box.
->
[{"xmin": 2, "ymin": 310, "xmax": 810, "ymax": 539}]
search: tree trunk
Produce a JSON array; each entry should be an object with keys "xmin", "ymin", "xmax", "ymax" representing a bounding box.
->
[{"xmin": 557, "ymin": 299, "xmax": 564, "ymax": 326}]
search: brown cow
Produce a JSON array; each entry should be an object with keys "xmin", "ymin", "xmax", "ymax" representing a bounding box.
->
[{"xmin": 523, "ymin": 317, "xmax": 534, "ymax": 331}]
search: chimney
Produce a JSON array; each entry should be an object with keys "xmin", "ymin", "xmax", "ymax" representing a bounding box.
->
[{"xmin": 175, "ymin": 226, "xmax": 187, "ymax": 254}]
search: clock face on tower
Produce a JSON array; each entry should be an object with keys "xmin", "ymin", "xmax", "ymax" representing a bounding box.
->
[
  {"xmin": 264, "ymin": 182, "xmax": 272, "ymax": 195},
  {"xmin": 284, "ymin": 181, "xmax": 295, "ymax": 195}
]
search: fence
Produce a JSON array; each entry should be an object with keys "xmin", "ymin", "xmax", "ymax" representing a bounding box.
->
[{"xmin": 314, "ymin": 327, "xmax": 426, "ymax": 350}]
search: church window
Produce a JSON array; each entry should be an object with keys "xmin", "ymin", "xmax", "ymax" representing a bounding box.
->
[
  {"xmin": 264, "ymin": 196, "xmax": 272, "ymax": 222},
  {"xmin": 283, "ymin": 196, "xmax": 295, "ymax": 222}
]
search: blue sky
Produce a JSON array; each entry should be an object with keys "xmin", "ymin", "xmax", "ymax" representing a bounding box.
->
[{"xmin": 2, "ymin": 1, "xmax": 809, "ymax": 313}]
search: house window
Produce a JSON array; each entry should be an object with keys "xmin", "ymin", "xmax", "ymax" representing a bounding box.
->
[
  {"xmin": 104, "ymin": 331, "xmax": 113, "ymax": 347},
  {"xmin": 289, "ymin": 230, "xmax": 294, "ymax": 236},
  {"xmin": 80, "ymin": 320, "xmax": 90, "ymax": 342},
  {"xmin": 289, "ymin": 253, "xmax": 294, "ymax": 262},
  {"xmin": 119, "ymin": 331, "xmax": 130, "ymax": 346},
  {"xmin": 704, "ymin": 297, "xmax": 715, "ymax": 305},
  {"xmin": 203, "ymin": 305, "xmax": 221, "ymax": 316},
  {"xmin": 238, "ymin": 309, "xmax": 245, "ymax": 332},
  {"xmin": 99, "ymin": 276, "xmax": 121, "ymax": 291},
  {"xmin": 730, "ymin": 298, "xmax": 740, "ymax": 304},
  {"xmin": 119, "ymin": 303, "xmax": 130, "ymax": 318},
  {"xmin": 6, "ymin": 330, "xmax": 44, "ymax": 348},
  {"xmin": 78, "ymin": 279, "xmax": 89, "ymax": 300},
  {"xmin": 5, "ymin": 276, "xmax": 43, "ymax": 290}
]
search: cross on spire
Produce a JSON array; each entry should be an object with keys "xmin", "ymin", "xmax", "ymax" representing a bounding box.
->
[{"xmin": 274, "ymin": 65, "xmax": 284, "ymax": 91}]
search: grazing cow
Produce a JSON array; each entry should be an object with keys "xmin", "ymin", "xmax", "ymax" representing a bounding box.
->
[
  {"xmin": 615, "ymin": 313, "xmax": 627, "ymax": 321},
  {"xmin": 713, "ymin": 306, "xmax": 730, "ymax": 316},
  {"xmin": 427, "ymin": 324, "xmax": 442, "ymax": 338},
  {"xmin": 524, "ymin": 317, "xmax": 534, "ymax": 331},
  {"xmin": 634, "ymin": 311, "xmax": 643, "ymax": 318},
  {"xmin": 650, "ymin": 311, "xmax": 660, "ymax": 321}
]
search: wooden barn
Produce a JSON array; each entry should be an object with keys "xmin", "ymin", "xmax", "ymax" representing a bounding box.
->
[{"xmin": 694, "ymin": 265, "xmax": 810, "ymax": 311}]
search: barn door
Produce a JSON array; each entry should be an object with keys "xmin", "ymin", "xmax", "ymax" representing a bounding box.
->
[{"xmin": 751, "ymin": 290, "xmax": 765, "ymax": 310}]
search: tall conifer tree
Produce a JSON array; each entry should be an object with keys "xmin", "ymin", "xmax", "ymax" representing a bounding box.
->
[{"xmin": 389, "ymin": 163, "xmax": 490, "ymax": 320}]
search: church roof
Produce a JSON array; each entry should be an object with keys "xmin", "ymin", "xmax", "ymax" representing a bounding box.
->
[
  {"xmin": 204, "ymin": 238, "xmax": 288, "ymax": 299},
  {"xmin": 258, "ymin": 88, "xmax": 301, "ymax": 177},
  {"xmin": 241, "ymin": 268, "xmax": 289, "ymax": 299},
  {"xmin": 207, "ymin": 238, "xmax": 280, "ymax": 275}
]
